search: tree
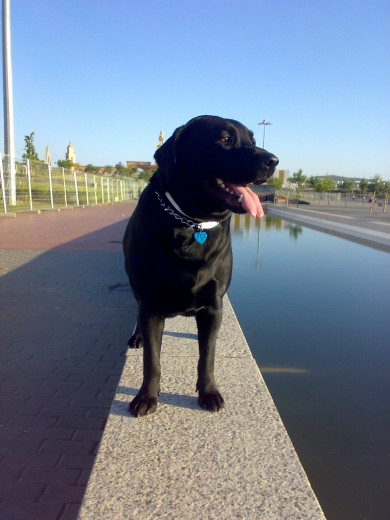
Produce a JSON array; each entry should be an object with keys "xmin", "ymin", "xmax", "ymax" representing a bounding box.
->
[
  {"xmin": 382, "ymin": 181, "xmax": 390, "ymax": 213},
  {"xmin": 139, "ymin": 170, "xmax": 154, "ymax": 182},
  {"xmin": 267, "ymin": 176, "xmax": 283, "ymax": 201},
  {"xmin": 358, "ymin": 178, "xmax": 368, "ymax": 200},
  {"xmin": 308, "ymin": 176, "xmax": 323, "ymax": 205},
  {"xmin": 322, "ymin": 176, "xmax": 337, "ymax": 204},
  {"xmin": 85, "ymin": 164, "xmax": 98, "ymax": 173},
  {"xmin": 22, "ymin": 132, "xmax": 39, "ymax": 162},
  {"xmin": 366, "ymin": 175, "xmax": 390, "ymax": 213},
  {"xmin": 368, "ymin": 175, "xmax": 383, "ymax": 195},
  {"xmin": 340, "ymin": 178, "xmax": 354, "ymax": 207},
  {"xmin": 57, "ymin": 159, "xmax": 75, "ymax": 170},
  {"xmin": 308, "ymin": 176, "xmax": 336, "ymax": 206},
  {"xmin": 288, "ymin": 169, "xmax": 307, "ymax": 206},
  {"xmin": 367, "ymin": 175, "xmax": 383, "ymax": 214}
]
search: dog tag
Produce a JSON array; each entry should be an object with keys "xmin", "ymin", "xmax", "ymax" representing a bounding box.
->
[{"xmin": 194, "ymin": 230, "xmax": 207, "ymax": 244}]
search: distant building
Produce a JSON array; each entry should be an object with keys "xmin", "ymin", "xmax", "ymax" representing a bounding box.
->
[
  {"xmin": 126, "ymin": 161, "xmax": 154, "ymax": 171},
  {"xmin": 66, "ymin": 142, "xmax": 76, "ymax": 164},
  {"xmin": 272, "ymin": 169, "xmax": 290, "ymax": 187}
]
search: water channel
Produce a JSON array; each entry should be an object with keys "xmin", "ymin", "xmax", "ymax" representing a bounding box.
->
[{"xmin": 228, "ymin": 213, "xmax": 390, "ymax": 520}]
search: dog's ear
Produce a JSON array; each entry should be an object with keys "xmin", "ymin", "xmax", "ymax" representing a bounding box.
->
[{"xmin": 153, "ymin": 126, "xmax": 184, "ymax": 181}]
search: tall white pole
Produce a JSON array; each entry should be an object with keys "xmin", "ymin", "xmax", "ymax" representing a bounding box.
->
[{"xmin": 2, "ymin": 0, "xmax": 16, "ymax": 205}]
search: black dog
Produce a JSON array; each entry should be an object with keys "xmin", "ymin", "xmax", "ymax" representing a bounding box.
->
[{"xmin": 123, "ymin": 115, "xmax": 278, "ymax": 416}]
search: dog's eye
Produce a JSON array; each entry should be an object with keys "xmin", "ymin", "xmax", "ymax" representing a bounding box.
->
[{"xmin": 220, "ymin": 134, "xmax": 233, "ymax": 144}]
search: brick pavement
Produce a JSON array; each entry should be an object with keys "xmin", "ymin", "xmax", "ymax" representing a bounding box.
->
[{"xmin": 0, "ymin": 203, "xmax": 137, "ymax": 520}]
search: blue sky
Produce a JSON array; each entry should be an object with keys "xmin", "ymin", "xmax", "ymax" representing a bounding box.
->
[{"xmin": 1, "ymin": 0, "xmax": 389, "ymax": 179}]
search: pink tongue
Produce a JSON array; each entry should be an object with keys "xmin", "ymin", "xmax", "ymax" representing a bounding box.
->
[{"xmin": 231, "ymin": 185, "xmax": 264, "ymax": 219}]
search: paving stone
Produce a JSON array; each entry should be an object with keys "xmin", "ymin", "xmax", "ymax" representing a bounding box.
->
[
  {"xmin": 40, "ymin": 439, "xmax": 98, "ymax": 455},
  {"xmin": 20, "ymin": 467, "xmax": 81, "ymax": 485},
  {"xmin": 41, "ymin": 483, "xmax": 85, "ymax": 502},
  {"xmin": 22, "ymin": 427, "xmax": 75, "ymax": 440},
  {"xmin": 0, "ymin": 500, "xmax": 63, "ymax": 520},
  {"xmin": 2, "ymin": 452, "xmax": 61, "ymax": 468},
  {"xmin": 0, "ymin": 481, "xmax": 45, "ymax": 500}
]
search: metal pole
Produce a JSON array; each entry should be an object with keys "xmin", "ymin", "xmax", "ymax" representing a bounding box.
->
[
  {"xmin": 84, "ymin": 172, "xmax": 89, "ymax": 205},
  {"xmin": 2, "ymin": 0, "xmax": 16, "ymax": 205},
  {"xmin": 93, "ymin": 174, "xmax": 97, "ymax": 204},
  {"xmin": 62, "ymin": 167, "xmax": 68, "ymax": 207},
  {"xmin": 0, "ymin": 152, "xmax": 7, "ymax": 213},
  {"xmin": 74, "ymin": 170, "xmax": 79, "ymax": 206},
  {"xmin": 26, "ymin": 158, "xmax": 32, "ymax": 211},
  {"xmin": 257, "ymin": 120, "xmax": 271, "ymax": 149},
  {"xmin": 47, "ymin": 163, "xmax": 54, "ymax": 209}
]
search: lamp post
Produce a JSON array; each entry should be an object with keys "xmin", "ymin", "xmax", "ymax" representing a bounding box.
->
[{"xmin": 258, "ymin": 120, "xmax": 271, "ymax": 149}]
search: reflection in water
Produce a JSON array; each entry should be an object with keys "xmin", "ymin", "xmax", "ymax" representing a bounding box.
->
[
  {"xmin": 285, "ymin": 223, "xmax": 303, "ymax": 240},
  {"xmin": 231, "ymin": 213, "xmax": 302, "ymax": 238},
  {"xmin": 231, "ymin": 214, "xmax": 303, "ymax": 267},
  {"xmin": 231, "ymin": 214, "xmax": 286, "ymax": 236},
  {"xmin": 261, "ymin": 366, "xmax": 308, "ymax": 374}
]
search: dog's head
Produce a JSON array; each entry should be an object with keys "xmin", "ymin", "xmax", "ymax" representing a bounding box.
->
[{"xmin": 153, "ymin": 115, "xmax": 279, "ymax": 219}]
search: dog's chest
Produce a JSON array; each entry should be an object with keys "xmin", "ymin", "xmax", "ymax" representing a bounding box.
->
[{"xmin": 171, "ymin": 226, "xmax": 225, "ymax": 261}]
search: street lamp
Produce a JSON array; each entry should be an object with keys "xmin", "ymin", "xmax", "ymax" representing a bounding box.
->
[{"xmin": 258, "ymin": 120, "xmax": 271, "ymax": 148}]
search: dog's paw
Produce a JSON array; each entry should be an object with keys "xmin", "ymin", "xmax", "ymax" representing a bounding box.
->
[
  {"xmin": 198, "ymin": 391, "xmax": 224, "ymax": 412},
  {"xmin": 129, "ymin": 394, "xmax": 158, "ymax": 417},
  {"xmin": 128, "ymin": 332, "xmax": 143, "ymax": 349}
]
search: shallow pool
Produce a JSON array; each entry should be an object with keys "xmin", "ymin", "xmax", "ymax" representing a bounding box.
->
[{"xmin": 228, "ymin": 213, "xmax": 390, "ymax": 520}]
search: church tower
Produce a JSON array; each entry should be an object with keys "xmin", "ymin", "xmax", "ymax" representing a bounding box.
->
[
  {"xmin": 66, "ymin": 142, "xmax": 76, "ymax": 164},
  {"xmin": 156, "ymin": 130, "xmax": 164, "ymax": 150}
]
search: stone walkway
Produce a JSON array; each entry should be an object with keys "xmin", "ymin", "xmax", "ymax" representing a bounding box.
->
[{"xmin": 266, "ymin": 201, "xmax": 390, "ymax": 251}]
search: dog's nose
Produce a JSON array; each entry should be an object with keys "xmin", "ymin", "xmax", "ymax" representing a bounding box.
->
[{"xmin": 268, "ymin": 155, "xmax": 279, "ymax": 169}]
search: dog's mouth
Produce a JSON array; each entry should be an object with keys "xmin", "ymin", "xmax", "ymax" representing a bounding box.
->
[{"xmin": 207, "ymin": 178, "xmax": 264, "ymax": 218}]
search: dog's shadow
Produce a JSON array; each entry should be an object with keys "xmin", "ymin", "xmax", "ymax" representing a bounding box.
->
[
  {"xmin": 163, "ymin": 330, "xmax": 198, "ymax": 340},
  {"xmin": 113, "ymin": 330, "xmax": 200, "ymax": 416},
  {"xmin": 111, "ymin": 385, "xmax": 200, "ymax": 417}
]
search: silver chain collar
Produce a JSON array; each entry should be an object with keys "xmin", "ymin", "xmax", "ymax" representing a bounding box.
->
[{"xmin": 155, "ymin": 190, "xmax": 213, "ymax": 231}]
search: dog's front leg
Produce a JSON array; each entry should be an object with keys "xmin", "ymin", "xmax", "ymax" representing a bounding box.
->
[
  {"xmin": 129, "ymin": 308, "xmax": 165, "ymax": 417},
  {"xmin": 196, "ymin": 307, "xmax": 224, "ymax": 412}
]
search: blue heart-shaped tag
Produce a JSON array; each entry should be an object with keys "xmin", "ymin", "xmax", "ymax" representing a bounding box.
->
[{"xmin": 194, "ymin": 231, "xmax": 207, "ymax": 244}]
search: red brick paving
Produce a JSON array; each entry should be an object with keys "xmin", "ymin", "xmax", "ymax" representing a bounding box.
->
[
  {"xmin": 0, "ymin": 202, "xmax": 138, "ymax": 519},
  {"xmin": 0, "ymin": 203, "xmax": 134, "ymax": 251}
]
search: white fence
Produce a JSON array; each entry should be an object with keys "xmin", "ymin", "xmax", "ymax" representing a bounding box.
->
[{"xmin": 0, "ymin": 154, "xmax": 147, "ymax": 214}]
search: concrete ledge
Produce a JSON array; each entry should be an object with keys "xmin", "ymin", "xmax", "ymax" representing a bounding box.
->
[
  {"xmin": 79, "ymin": 299, "xmax": 325, "ymax": 519},
  {"xmin": 266, "ymin": 205, "xmax": 390, "ymax": 251}
]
